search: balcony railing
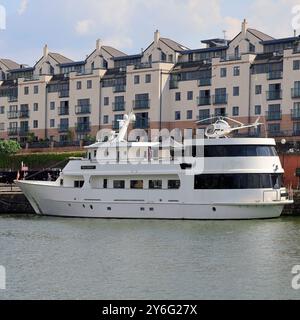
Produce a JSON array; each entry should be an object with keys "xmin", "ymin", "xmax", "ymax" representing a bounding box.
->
[
  {"xmin": 19, "ymin": 110, "xmax": 30, "ymax": 118},
  {"xmin": 7, "ymin": 111, "xmax": 18, "ymax": 119},
  {"xmin": 293, "ymin": 130, "xmax": 300, "ymax": 136},
  {"xmin": 59, "ymin": 90, "xmax": 69, "ymax": 98},
  {"xmin": 133, "ymin": 118, "xmax": 150, "ymax": 129},
  {"xmin": 58, "ymin": 107, "xmax": 69, "ymax": 116},
  {"xmin": 75, "ymin": 122, "xmax": 91, "ymax": 133},
  {"xmin": 265, "ymin": 110, "xmax": 282, "ymax": 121},
  {"xmin": 212, "ymin": 94, "xmax": 228, "ymax": 105},
  {"xmin": 197, "ymin": 96, "xmax": 211, "ymax": 106},
  {"xmin": 112, "ymin": 102, "xmax": 126, "ymax": 111},
  {"xmin": 291, "ymin": 88, "xmax": 300, "ymax": 98},
  {"xmin": 266, "ymin": 90, "xmax": 282, "ymax": 100},
  {"xmin": 113, "ymin": 85, "xmax": 126, "ymax": 93},
  {"xmin": 133, "ymin": 99, "xmax": 150, "ymax": 109},
  {"xmin": 291, "ymin": 109, "xmax": 300, "ymax": 120},
  {"xmin": 75, "ymin": 105, "xmax": 91, "ymax": 114},
  {"xmin": 8, "ymin": 96, "xmax": 18, "ymax": 103},
  {"xmin": 134, "ymin": 62, "xmax": 152, "ymax": 70},
  {"xmin": 214, "ymin": 112, "xmax": 228, "ymax": 118},
  {"xmin": 112, "ymin": 121, "xmax": 121, "ymax": 130},
  {"xmin": 58, "ymin": 124, "xmax": 69, "ymax": 133},
  {"xmin": 268, "ymin": 130, "xmax": 283, "ymax": 137},
  {"xmin": 197, "ymin": 116, "xmax": 211, "ymax": 124},
  {"xmin": 18, "ymin": 127, "xmax": 30, "ymax": 136},
  {"xmin": 267, "ymin": 71, "xmax": 283, "ymax": 80},
  {"xmin": 198, "ymin": 78, "xmax": 211, "ymax": 87},
  {"xmin": 169, "ymin": 80, "xmax": 179, "ymax": 89},
  {"xmin": 7, "ymin": 127, "xmax": 19, "ymax": 136}
]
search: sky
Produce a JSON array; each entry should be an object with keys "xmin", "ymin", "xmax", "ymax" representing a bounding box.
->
[{"xmin": 0, "ymin": 0, "xmax": 300, "ymax": 66}]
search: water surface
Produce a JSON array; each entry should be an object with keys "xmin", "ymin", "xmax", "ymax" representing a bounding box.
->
[{"xmin": 0, "ymin": 215, "xmax": 300, "ymax": 300}]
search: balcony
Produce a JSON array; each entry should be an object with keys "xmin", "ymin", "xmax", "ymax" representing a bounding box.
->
[
  {"xmin": 7, "ymin": 127, "xmax": 19, "ymax": 136},
  {"xmin": 75, "ymin": 105, "xmax": 91, "ymax": 114},
  {"xmin": 58, "ymin": 107, "xmax": 69, "ymax": 116},
  {"xmin": 198, "ymin": 78, "xmax": 211, "ymax": 87},
  {"xmin": 112, "ymin": 102, "xmax": 126, "ymax": 112},
  {"xmin": 8, "ymin": 96, "xmax": 18, "ymax": 103},
  {"xmin": 197, "ymin": 116, "xmax": 211, "ymax": 124},
  {"xmin": 75, "ymin": 122, "xmax": 91, "ymax": 133},
  {"xmin": 7, "ymin": 111, "xmax": 18, "ymax": 119},
  {"xmin": 197, "ymin": 96, "xmax": 211, "ymax": 106},
  {"xmin": 133, "ymin": 99, "xmax": 150, "ymax": 110},
  {"xmin": 265, "ymin": 110, "xmax": 282, "ymax": 121},
  {"xmin": 266, "ymin": 90, "xmax": 282, "ymax": 100},
  {"xmin": 169, "ymin": 80, "xmax": 179, "ymax": 89},
  {"xmin": 112, "ymin": 121, "xmax": 120, "ymax": 130},
  {"xmin": 267, "ymin": 71, "xmax": 283, "ymax": 80},
  {"xmin": 113, "ymin": 85, "xmax": 126, "ymax": 93},
  {"xmin": 58, "ymin": 124, "xmax": 69, "ymax": 133},
  {"xmin": 291, "ymin": 109, "xmax": 300, "ymax": 120},
  {"xmin": 293, "ymin": 130, "xmax": 300, "ymax": 136},
  {"xmin": 19, "ymin": 110, "xmax": 30, "ymax": 118},
  {"xmin": 291, "ymin": 88, "xmax": 300, "ymax": 99},
  {"xmin": 133, "ymin": 118, "xmax": 150, "ymax": 129},
  {"xmin": 59, "ymin": 90, "xmax": 69, "ymax": 98},
  {"xmin": 212, "ymin": 94, "xmax": 228, "ymax": 105},
  {"xmin": 134, "ymin": 62, "xmax": 152, "ymax": 70},
  {"xmin": 18, "ymin": 127, "xmax": 30, "ymax": 136},
  {"xmin": 214, "ymin": 112, "xmax": 228, "ymax": 118},
  {"xmin": 268, "ymin": 130, "xmax": 283, "ymax": 137}
]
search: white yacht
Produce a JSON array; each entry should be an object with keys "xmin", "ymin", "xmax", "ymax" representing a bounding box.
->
[{"xmin": 16, "ymin": 114, "xmax": 293, "ymax": 220}]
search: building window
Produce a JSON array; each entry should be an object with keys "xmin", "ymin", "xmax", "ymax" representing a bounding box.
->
[
  {"xmin": 175, "ymin": 111, "xmax": 181, "ymax": 120},
  {"xmin": 255, "ymin": 85, "xmax": 262, "ymax": 95},
  {"xmin": 134, "ymin": 75, "xmax": 140, "ymax": 84},
  {"xmin": 149, "ymin": 180, "xmax": 162, "ymax": 189},
  {"xmin": 255, "ymin": 105, "xmax": 261, "ymax": 115},
  {"xmin": 145, "ymin": 74, "xmax": 151, "ymax": 83},
  {"xmin": 33, "ymin": 103, "xmax": 38, "ymax": 111},
  {"xmin": 249, "ymin": 43, "xmax": 256, "ymax": 53},
  {"xmin": 168, "ymin": 180, "xmax": 180, "ymax": 189},
  {"xmin": 104, "ymin": 97, "xmax": 109, "ymax": 106},
  {"xmin": 161, "ymin": 52, "xmax": 167, "ymax": 61},
  {"xmin": 220, "ymin": 68, "xmax": 227, "ymax": 78},
  {"xmin": 187, "ymin": 110, "xmax": 193, "ymax": 119},
  {"xmin": 187, "ymin": 91, "xmax": 193, "ymax": 100},
  {"xmin": 168, "ymin": 54, "xmax": 173, "ymax": 62},
  {"xmin": 77, "ymin": 81, "xmax": 82, "ymax": 90},
  {"xmin": 33, "ymin": 120, "xmax": 38, "ymax": 128},
  {"xmin": 293, "ymin": 60, "xmax": 300, "ymax": 70},
  {"xmin": 87, "ymin": 80, "xmax": 92, "ymax": 89},
  {"xmin": 0, "ymin": 123, "xmax": 4, "ymax": 131},
  {"xmin": 130, "ymin": 180, "xmax": 143, "ymax": 189},
  {"xmin": 233, "ymin": 66, "xmax": 240, "ymax": 76},
  {"xmin": 34, "ymin": 85, "xmax": 39, "ymax": 94},
  {"xmin": 113, "ymin": 180, "xmax": 125, "ymax": 189},
  {"xmin": 103, "ymin": 115, "xmax": 109, "ymax": 124},
  {"xmin": 50, "ymin": 102, "xmax": 55, "ymax": 110},
  {"xmin": 233, "ymin": 86, "xmax": 240, "ymax": 96},
  {"xmin": 175, "ymin": 92, "xmax": 181, "ymax": 101},
  {"xmin": 24, "ymin": 86, "xmax": 29, "ymax": 95},
  {"xmin": 0, "ymin": 106, "xmax": 4, "ymax": 114},
  {"xmin": 50, "ymin": 119, "xmax": 55, "ymax": 128},
  {"xmin": 268, "ymin": 123, "xmax": 280, "ymax": 134},
  {"xmin": 232, "ymin": 106, "xmax": 239, "ymax": 116}
]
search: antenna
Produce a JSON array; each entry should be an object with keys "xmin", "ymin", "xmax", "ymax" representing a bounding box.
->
[{"xmin": 223, "ymin": 30, "xmax": 227, "ymax": 40}]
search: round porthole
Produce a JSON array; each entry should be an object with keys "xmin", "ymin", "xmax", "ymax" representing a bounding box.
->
[
  {"xmin": 212, "ymin": 207, "xmax": 216, "ymax": 212},
  {"xmin": 83, "ymin": 204, "xmax": 86, "ymax": 208},
  {"xmin": 90, "ymin": 205, "xmax": 93, "ymax": 210}
]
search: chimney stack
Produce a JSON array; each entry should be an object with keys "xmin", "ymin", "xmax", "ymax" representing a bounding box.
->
[
  {"xmin": 154, "ymin": 29, "xmax": 160, "ymax": 45},
  {"xmin": 96, "ymin": 39, "xmax": 102, "ymax": 51},
  {"xmin": 43, "ymin": 44, "xmax": 49, "ymax": 57},
  {"xmin": 242, "ymin": 19, "xmax": 248, "ymax": 37}
]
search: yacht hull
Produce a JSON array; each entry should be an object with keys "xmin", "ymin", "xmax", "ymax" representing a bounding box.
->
[{"xmin": 16, "ymin": 181, "xmax": 290, "ymax": 220}]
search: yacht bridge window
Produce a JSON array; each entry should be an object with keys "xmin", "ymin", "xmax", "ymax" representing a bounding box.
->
[{"xmin": 194, "ymin": 173, "xmax": 283, "ymax": 190}]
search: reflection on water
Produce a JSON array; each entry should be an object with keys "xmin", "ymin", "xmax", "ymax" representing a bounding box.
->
[{"xmin": 0, "ymin": 215, "xmax": 300, "ymax": 300}]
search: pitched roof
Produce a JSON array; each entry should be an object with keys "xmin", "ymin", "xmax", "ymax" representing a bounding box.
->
[
  {"xmin": 48, "ymin": 52, "xmax": 73, "ymax": 64},
  {"xmin": 0, "ymin": 59, "xmax": 20, "ymax": 70},
  {"xmin": 248, "ymin": 28, "xmax": 274, "ymax": 41},
  {"xmin": 160, "ymin": 38, "xmax": 189, "ymax": 52},
  {"xmin": 102, "ymin": 46, "xmax": 126, "ymax": 57}
]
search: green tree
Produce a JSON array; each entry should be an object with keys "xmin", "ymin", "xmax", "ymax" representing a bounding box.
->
[{"xmin": 0, "ymin": 140, "xmax": 21, "ymax": 156}]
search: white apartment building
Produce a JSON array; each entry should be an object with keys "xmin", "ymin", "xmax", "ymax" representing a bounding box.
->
[{"xmin": 1, "ymin": 19, "xmax": 300, "ymax": 146}]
